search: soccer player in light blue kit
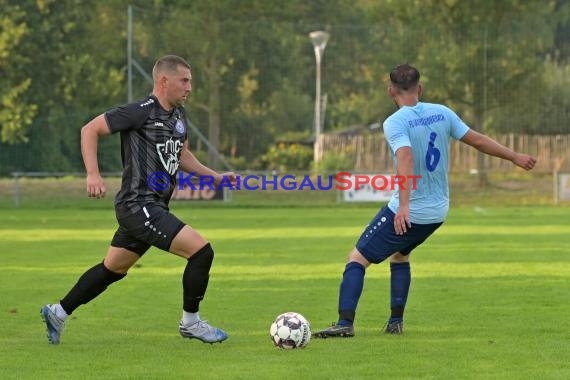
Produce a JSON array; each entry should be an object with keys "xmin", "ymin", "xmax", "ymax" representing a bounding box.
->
[{"xmin": 315, "ymin": 64, "xmax": 536, "ymax": 338}]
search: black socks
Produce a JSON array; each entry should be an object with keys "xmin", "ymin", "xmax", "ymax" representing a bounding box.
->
[
  {"xmin": 60, "ymin": 262, "xmax": 126, "ymax": 315},
  {"xmin": 183, "ymin": 243, "xmax": 214, "ymax": 313}
]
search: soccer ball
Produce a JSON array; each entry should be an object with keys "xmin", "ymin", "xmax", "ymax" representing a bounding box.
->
[{"xmin": 269, "ymin": 312, "xmax": 311, "ymax": 349}]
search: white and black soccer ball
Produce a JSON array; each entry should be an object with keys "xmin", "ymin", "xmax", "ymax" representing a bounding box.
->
[{"xmin": 269, "ymin": 312, "xmax": 311, "ymax": 349}]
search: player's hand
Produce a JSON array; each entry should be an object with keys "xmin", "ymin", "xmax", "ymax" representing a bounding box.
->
[
  {"xmin": 218, "ymin": 172, "xmax": 238, "ymax": 188},
  {"xmin": 86, "ymin": 174, "xmax": 106, "ymax": 198},
  {"xmin": 394, "ymin": 205, "xmax": 411, "ymax": 235},
  {"xmin": 512, "ymin": 153, "xmax": 537, "ymax": 171}
]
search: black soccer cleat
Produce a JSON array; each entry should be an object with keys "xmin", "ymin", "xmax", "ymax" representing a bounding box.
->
[
  {"xmin": 384, "ymin": 320, "xmax": 404, "ymax": 335},
  {"xmin": 313, "ymin": 323, "xmax": 355, "ymax": 338}
]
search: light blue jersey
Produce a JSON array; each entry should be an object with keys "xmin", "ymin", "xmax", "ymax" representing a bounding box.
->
[{"xmin": 383, "ymin": 102, "xmax": 470, "ymax": 224}]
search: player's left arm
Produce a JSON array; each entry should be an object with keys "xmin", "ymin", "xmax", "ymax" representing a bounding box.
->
[
  {"xmin": 394, "ymin": 146, "xmax": 414, "ymax": 235},
  {"xmin": 460, "ymin": 130, "xmax": 536, "ymax": 171},
  {"xmin": 179, "ymin": 140, "xmax": 237, "ymax": 186}
]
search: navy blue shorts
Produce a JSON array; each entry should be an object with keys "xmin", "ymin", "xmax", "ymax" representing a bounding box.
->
[
  {"xmin": 111, "ymin": 204, "xmax": 186, "ymax": 256},
  {"xmin": 355, "ymin": 206, "xmax": 442, "ymax": 264}
]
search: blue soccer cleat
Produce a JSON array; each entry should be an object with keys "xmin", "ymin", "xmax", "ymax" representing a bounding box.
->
[
  {"xmin": 40, "ymin": 304, "xmax": 66, "ymax": 344},
  {"xmin": 179, "ymin": 320, "xmax": 228, "ymax": 344}
]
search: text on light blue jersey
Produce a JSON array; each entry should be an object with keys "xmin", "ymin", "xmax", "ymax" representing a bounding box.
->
[{"xmin": 383, "ymin": 102, "xmax": 470, "ymax": 224}]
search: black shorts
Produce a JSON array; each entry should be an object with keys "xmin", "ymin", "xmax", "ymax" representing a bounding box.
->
[{"xmin": 111, "ymin": 204, "xmax": 186, "ymax": 256}]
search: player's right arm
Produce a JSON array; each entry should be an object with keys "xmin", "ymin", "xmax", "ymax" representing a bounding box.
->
[
  {"xmin": 460, "ymin": 130, "xmax": 536, "ymax": 171},
  {"xmin": 81, "ymin": 114, "xmax": 111, "ymax": 198},
  {"xmin": 383, "ymin": 117, "xmax": 413, "ymax": 235},
  {"xmin": 394, "ymin": 146, "xmax": 413, "ymax": 235}
]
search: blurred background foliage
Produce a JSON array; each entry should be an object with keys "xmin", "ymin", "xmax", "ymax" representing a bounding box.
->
[{"xmin": 1, "ymin": 0, "xmax": 569, "ymax": 175}]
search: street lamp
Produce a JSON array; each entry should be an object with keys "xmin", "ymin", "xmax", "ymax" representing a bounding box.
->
[{"xmin": 309, "ymin": 30, "xmax": 330, "ymax": 163}]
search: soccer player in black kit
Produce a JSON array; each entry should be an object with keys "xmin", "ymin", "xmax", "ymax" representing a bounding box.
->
[{"xmin": 41, "ymin": 55, "xmax": 236, "ymax": 344}]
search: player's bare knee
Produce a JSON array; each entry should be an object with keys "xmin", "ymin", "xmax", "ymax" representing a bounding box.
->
[
  {"xmin": 103, "ymin": 260, "xmax": 130, "ymax": 274},
  {"xmin": 347, "ymin": 247, "xmax": 370, "ymax": 268},
  {"xmin": 103, "ymin": 249, "xmax": 140, "ymax": 274},
  {"xmin": 390, "ymin": 252, "xmax": 409, "ymax": 263},
  {"xmin": 170, "ymin": 226, "xmax": 208, "ymax": 259}
]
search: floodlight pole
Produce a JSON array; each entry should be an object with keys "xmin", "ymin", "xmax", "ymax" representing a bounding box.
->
[{"xmin": 310, "ymin": 31, "xmax": 330, "ymax": 164}]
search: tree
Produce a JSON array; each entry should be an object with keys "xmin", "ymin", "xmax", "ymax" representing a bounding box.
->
[
  {"xmin": 362, "ymin": 0, "xmax": 568, "ymax": 185},
  {"xmin": 0, "ymin": 0, "xmax": 129, "ymax": 174},
  {"xmin": 1, "ymin": 0, "xmax": 568, "ymax": 177},
  {"xmin": 0, "ymin": 1, "xmax": 38, "ymax": 144},
  {"xmin": 134, "ymin": 0, "xmax": 334, "ymax": 169}
]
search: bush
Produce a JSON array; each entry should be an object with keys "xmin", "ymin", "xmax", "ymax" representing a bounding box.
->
[
  {"xmin": 226, "ymin": 156, "xmax": 248, "ymax": 171},
  {"xmin": 259, "ymin": 143, "xmax": 313, "ymax": 172},
  {"xmin": 191, "ymin": 149, "xmax": 209, "ymax": 164},
  {"xmin": 314, "ymin": 152, "xmax": 354, "ymax": 173}
]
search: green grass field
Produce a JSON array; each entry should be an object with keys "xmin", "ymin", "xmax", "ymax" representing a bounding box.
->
[{"xmin": 0, "ymin": 205, "xmax": 568, "ymax": 379}]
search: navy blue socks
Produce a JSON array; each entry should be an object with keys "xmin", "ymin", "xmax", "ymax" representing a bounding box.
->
[
  {"xmin": 337, "ymin": 262, "xmax": 366, "ymax": 326},
  {"xmin": 389, "ymin": 261, "xmax": 411, "ymax": 323}
]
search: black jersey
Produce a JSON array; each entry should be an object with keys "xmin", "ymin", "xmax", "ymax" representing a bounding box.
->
[{"xmin": 105, "ymin": 95, "xmax": 187, "ymax": 214}]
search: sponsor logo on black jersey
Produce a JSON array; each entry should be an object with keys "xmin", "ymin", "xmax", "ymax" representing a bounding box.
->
[{"xmin": 156, "ymin": 138, "xmax": 183, "ymax": 175}]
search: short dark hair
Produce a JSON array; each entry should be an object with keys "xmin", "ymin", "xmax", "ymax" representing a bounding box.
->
[
  {"xmin": 152, "ymin": 55, "xmax": 191, "ymax": 82},
  {"xmin": 389, "ymin": 64, "xmax": 420, "ymax": 91}
]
